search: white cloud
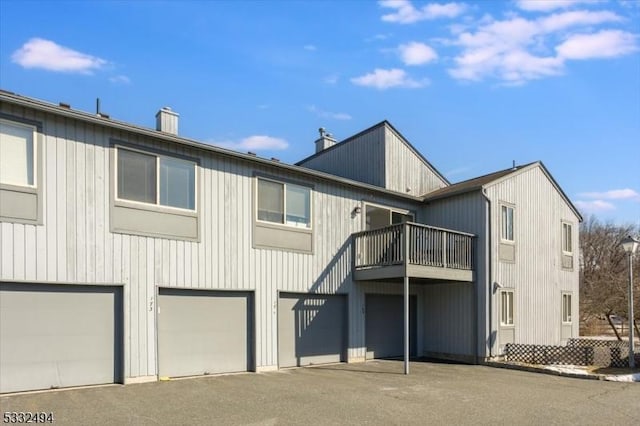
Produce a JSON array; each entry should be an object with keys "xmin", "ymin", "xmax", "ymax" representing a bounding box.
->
[
  {"xmin": 556, "ymin": 30, "xmax": 639, "ymax": 59},
  {"xmin": 574, "ymin": 200, "xmax": 616, "ymax": 212},
  {"xmin": 538, "ymin": 10, "xmax": 622, "ymax": 33},
  {"xmin": 11, "ymin": 38, "xmax": 107, "ymax": 74},
  {"xmin": 213, "ymin": 135, "xmax": 289, "ymax": 151},
  {"xmin": 380, "ymin": 0, "xmax": 467, "ymax": 24},
  {"xmin": 367, "ymin": 33, "xmax": 393, "ymax": 41},
  {"xmin": 516, "ymin": 0, "xmax": 598, "ymax": 12},
  {"xmin": 304, "ymin": 44, "xmax": 317, "ymax": 51},
  {"xmin": 448, "ymin": 9, "xmax": 630, "ymax": 84},
  {"xmin": 351, "ymin": 68, "xmax": 428, "ymax": 89},
  {"xmin": 398, "ymin": 42, "xmax": 438, "ymax": 65},
  {"xmin": 578, "ymin": 188, "xmax": 640, "ymax": 201},
  {"xmin": 307, "ymin": 105, "xmax": 352, "ymax": 120},
  {"xmin": 109, "ymin": 75, "xmax": 131, "ymax": 85},
  {"xmin": 424, "ymin": 2, "xmax": 467, "ymax": 18},
  {"xmin": 324, "ymin": 74, "xmax": 339, "ymax": 84}
]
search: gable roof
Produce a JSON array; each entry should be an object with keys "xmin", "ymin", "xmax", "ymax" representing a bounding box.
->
[
  {"xmin": 296, "ymin": 120, "xmax": 450, "ymax": 185},
  {"xmin": 424, "ymin": 161, "xmax": 583, "ymax": 222},
  {"xmin": 0, "ymin": 89, "xmax": 424, "ymax": 203}
]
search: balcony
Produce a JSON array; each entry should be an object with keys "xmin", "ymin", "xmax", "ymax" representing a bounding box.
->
[{"xmin": 352, "ymin": 222, "xmax": 475, "ymax": 282}]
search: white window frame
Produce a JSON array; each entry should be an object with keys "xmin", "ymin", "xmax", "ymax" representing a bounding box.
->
[
  {"xmin": 256, "ymin": 176, "xmax": 312, "ymax": 230},
  {"xmin": 562, "ymin": 222, "xmax": 573, "ymax": 255},
  {"xmin": 0, "ymin": 118, "xmax": 37, "ymax": 189},
  {"xmin": 114, "ymin": 145, "xmax": 197, "ymax": 213},
  {"xmin": 362, "ymin": 201, "xmax": 414, "ymax": 230},
  {"xmin": 500, "ymin": 204, "xmax": 515, "ymax": 243},
  {"xmin": 500, "ymin": 289, "xmax": 514, "ymax": 327},
  {"xmin": 562, "ymin": 293, "xmax": 572, "ymax": 324}
]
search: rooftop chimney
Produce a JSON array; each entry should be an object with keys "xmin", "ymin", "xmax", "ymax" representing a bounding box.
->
[
  {"xmin": 315, "ymin": 127, "xmax": 336, "ymax": 153},
  {"xmin": 156, "ymin": 107, "xmax": 179, "ymax": 135}
]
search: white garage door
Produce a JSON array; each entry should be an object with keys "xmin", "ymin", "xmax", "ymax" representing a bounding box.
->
[
  {"xmin": 278, "ymin": 293, "xmax": 347, "ymax": 368},
  {"xmin": 0, "ymin": 283, "xmax": 123, "ymax": 394},
  {"xmin": 158, "ymin": 288, "xmax": 252, "ymax": 377},
  {"xmin": 365, "ymin": 294, "xmax": 417, "ymax": 359}
]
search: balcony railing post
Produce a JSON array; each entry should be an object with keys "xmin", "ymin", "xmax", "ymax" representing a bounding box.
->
[
  {"xmin": 403, "ymin": 222, "xmax": 410, "ymax": 271},
  {"xmin": 442, "ymin": 231, "xmax": 447, "ymax": 268}
]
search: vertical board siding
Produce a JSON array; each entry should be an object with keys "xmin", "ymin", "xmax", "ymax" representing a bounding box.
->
[
  {"xmin": 423, "ymin": 283, "xmax": 474, "ymax": 356},
  {"xmin": 301, "ymin": 123, "xmax": 448, "ymax": 197},
  {"xmin": 487, "ymin": 166, "xmax": 580, "ymax": 351},
  {"xmin": 0, "ymin": 102, "xmax": 427, "ymax": 376},
  {"xmin": 298, "ymin": 125, "xmax": 386, "ymax": 188},
  {"xmin": 424, "ymin": 191, "xmax": 487, "ymax": 357},
  {"xmin": 384, "ymin": 126, "xmax": 447, "ymax": 196}
]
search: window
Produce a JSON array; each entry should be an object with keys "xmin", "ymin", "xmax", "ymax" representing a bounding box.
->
[
  {"xmin": 562, "ymin": 222, "xmax": 572, "ymax": 254},
  {"xmin": 501, "ymin": 205, "xmax": 514, "ymax": 242},
  {"xmin": 364, "ymin": 203, "xmax": 413, "ymax": 230},
  {"xmin": 0, "ymin": 119, "xmax": 36, "ymax": 187},
  {"xmin": 500, "ymin": 290, "xmax": 514, "ymax": 326},
  {"xmin": 116, "ymin": 146, "xmax": 196, "ymax": 211},
  {"xmin": 257, "ymin": 178, "xmax": 311, "ymax": 228},
  {"xmin": 562, "ymin": 293, "xmax": 572, "ymax": 323}
]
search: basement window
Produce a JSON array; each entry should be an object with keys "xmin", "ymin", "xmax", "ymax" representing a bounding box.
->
[
  {"xmin": 562, "ymin": 293, "xmax": 572, "ymax": 324},
  {"xmin": 500, "ymin": 290, "xmax": 514, "ymax": 326}
]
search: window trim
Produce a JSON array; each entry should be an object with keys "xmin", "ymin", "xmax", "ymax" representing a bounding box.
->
[
  {"xmin": 114, "ymin": 144, "xmax": 198, "ymax": 214},
  {"xmin": 255, "ymin": 176, "xmax": 313, "ymax": 230},
  {"xmin": 0, "ymin": 118, "xmax": 38, "ymax": 189},
  {"xmin": 500, "ymin": 289, "xmax": 515, "ymax": 327},
  {"xmin": 500, "ymin": 203, "xmax": 515, "ymax": 244},
  {"xmin": 561, "ymin": 221, "xmax": 573, "ymax": 255},
  {"xmin": 361, "ymin": 201, "xmax": 414, "ymax": 230},
  {"xmin": 562, "ymin": 292, "xmax": 572, "ymax": 324}
]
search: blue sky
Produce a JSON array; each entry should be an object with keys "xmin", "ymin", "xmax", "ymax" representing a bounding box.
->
[{"xmin": 1, "ymin": 0, "xmax": 638, "ymax": 224}]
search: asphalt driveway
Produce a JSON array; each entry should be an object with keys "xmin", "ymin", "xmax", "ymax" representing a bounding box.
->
[{"xmin": 1, "ymin": 360, "xmax": 639, "ymax": 425}]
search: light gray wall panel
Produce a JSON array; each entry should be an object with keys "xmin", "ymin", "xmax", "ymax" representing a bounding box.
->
[
  {"xmin": 0, "ymin": 188, "xmax": 38, "ymax": 221},
  {"xmin": 111, "ymin": 205, "xmax": 198, "ymax": 241}
]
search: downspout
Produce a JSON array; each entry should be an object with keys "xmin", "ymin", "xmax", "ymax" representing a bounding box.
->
[{"xmin": 482, "ymin": 188, "xmax": 494, "ymax": 358}]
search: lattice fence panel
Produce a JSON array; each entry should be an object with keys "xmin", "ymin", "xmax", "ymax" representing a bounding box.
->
[
  {"xmin": 567, "ymin": 338, "xmax": 628, "ymax": 349},
  {"xmin": 567, "ymin": 338, "xmax": 639, "ymax": 367},
  {"xmin": 505, "ymin": 344, "xmax": 593, "ymax": 366},
  {"xmin": 506, "ymin": 342, "xmax": 639, "ymax": 367}
]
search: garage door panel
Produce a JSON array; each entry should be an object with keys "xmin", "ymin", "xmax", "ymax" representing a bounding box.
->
[
  {"xmin": 0, "ymin": 283, "xmax": 121, "ymax": 394},
  {"xmin": 278, "ymin": 294, "xmax": 346, "ymax": 368},
  {"xmin": 158, "ymin": 289, "xmax": 252, "ymax": 378},
  {"xmin": 365, "ymin": 294, "xmax": 417, "ymax": 360}
]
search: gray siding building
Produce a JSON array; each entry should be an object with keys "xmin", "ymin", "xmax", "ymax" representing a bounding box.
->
[{"xmin": 0, "ymin": 90, "xmax": 581, "ymax": 393}]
